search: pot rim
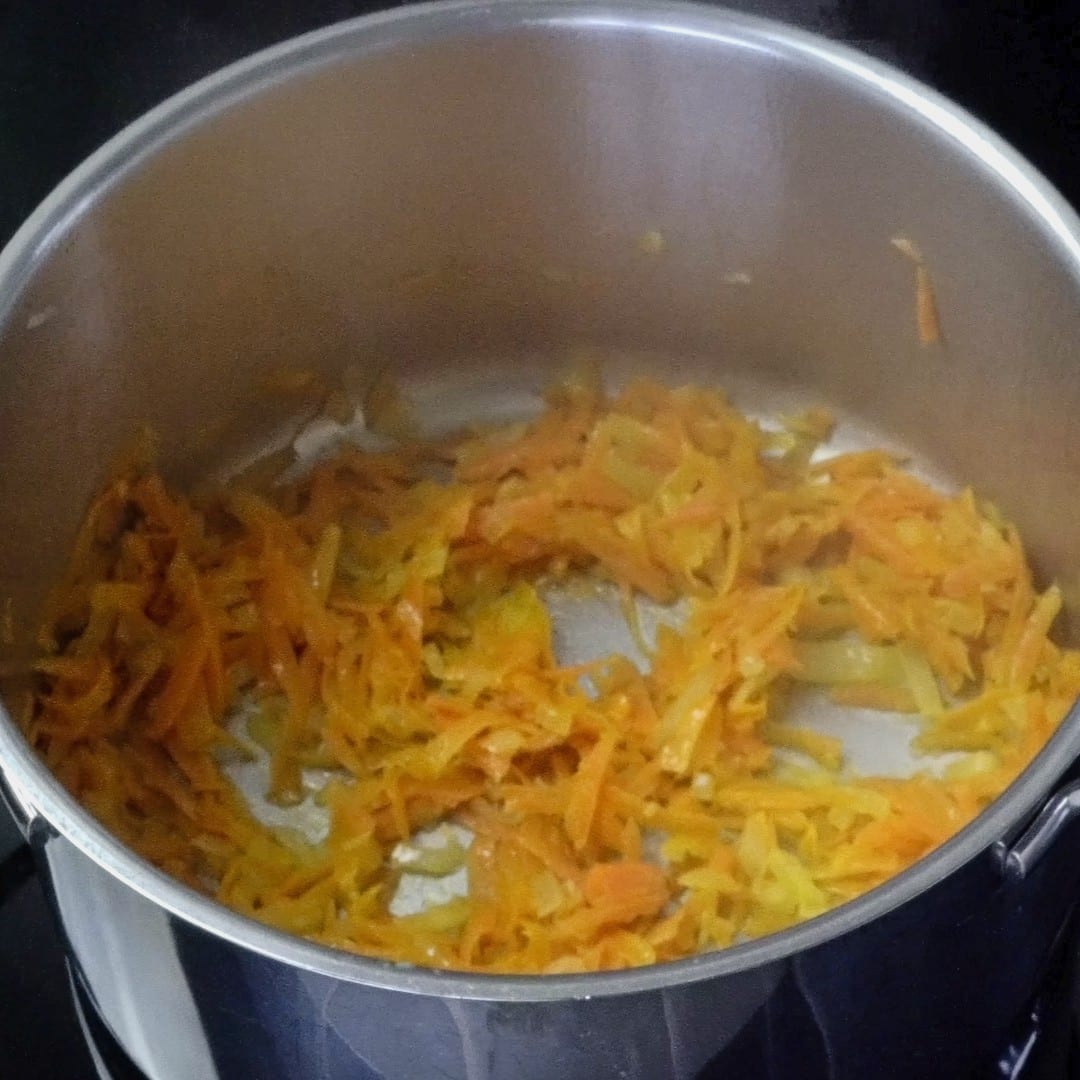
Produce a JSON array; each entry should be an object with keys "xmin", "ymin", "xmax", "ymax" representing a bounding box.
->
[{"xmin": 2, "ymin": 0, "xmax": 1080, "ymax": 1003}]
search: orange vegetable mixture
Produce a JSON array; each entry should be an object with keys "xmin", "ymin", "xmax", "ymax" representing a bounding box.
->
[{"xmin": 24, "ymin": 374, "xmax": 1080, "ymax": 973}]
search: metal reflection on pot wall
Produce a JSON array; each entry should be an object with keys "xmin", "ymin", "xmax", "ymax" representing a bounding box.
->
[
  {"xmin": 36, "ymin": 805, "xmax": 1080, "ymax": 1079},
  {"xmin": 44, "ymin": 829, "xmax": 792, "ymax": 1079},
  {"xmin": 3, "ymin": 2, "xmax": 1080, "ymax": 1078}
]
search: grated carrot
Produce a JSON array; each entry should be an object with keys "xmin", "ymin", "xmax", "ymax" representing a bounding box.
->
[{"xmin": 20, "ymin": 374, "xmax": 1080, "ymax": 974}]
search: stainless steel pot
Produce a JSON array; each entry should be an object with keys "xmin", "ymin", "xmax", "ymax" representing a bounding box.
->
[{"xmin": 3, "ymin": 2, "xmax": 1080, "ymax": 1077}]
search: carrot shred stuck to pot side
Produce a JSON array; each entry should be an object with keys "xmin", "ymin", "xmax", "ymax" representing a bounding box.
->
[{"xmin": 23, "ymin": 374, "xmax": 1080, "ymax": 973}]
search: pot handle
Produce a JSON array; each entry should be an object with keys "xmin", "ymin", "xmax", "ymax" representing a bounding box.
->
[
  {"xmin": 0, "ymin": 765, "xmax": 40, "ymax": 843},
  {"xmin": 994, "ymin": 778, "xmax": 1080, "ymax": 882}
]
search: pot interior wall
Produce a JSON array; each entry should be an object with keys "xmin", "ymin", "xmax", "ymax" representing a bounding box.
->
[{"xmin": 1, "ymin": 11, "xmax": 1079, "ymax": 659}]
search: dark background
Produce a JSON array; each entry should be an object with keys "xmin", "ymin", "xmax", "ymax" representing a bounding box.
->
[{"xmin": 0, "ymin": 2, "xmax": 1078, "ymax": 1077}]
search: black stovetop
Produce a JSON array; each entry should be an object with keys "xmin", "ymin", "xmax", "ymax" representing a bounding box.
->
[{"xmin": 1, "ymin": 3, "xmax": 1079, "ymax": 1078}]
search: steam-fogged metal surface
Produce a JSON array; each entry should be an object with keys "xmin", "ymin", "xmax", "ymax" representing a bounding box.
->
[{"xmin": 1, "ymin": 2, "xmax": 1077, "ymax": 254}]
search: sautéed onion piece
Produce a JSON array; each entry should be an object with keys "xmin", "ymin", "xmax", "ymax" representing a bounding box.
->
[{"xmin": 23, "ymin": 374, "xmax": 1080, "ymax": 973}]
